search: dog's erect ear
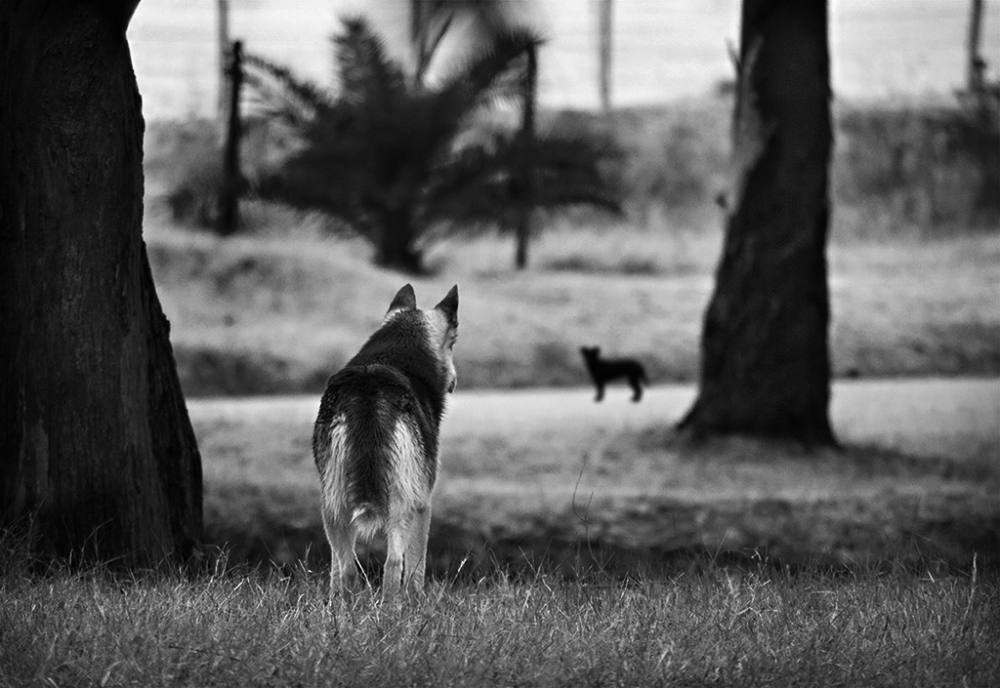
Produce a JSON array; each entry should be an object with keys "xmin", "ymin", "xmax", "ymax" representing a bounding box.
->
[
  {"xmin": 434, "ymin": 285, "xmax": 459, "ymax": 327},
  {"xmin": 387, "ymin": 284, "xmax": 417, "ymax": 315}
]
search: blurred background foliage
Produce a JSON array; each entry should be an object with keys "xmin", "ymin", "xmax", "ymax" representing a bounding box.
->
[{"xmin": 153, "ymin": 84, "xmax": 999, "ymax": 245}]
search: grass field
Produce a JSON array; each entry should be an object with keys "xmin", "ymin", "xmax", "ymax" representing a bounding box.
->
[
  {"xmin": 192, "ymin": 379, "xmax": 999, "ymax": 577},
  {"xmin": 2, "ymin": 546, "xmax": 997, "ymax": 687},
  {"xmin": 147, "ymin": 219, "xmax": 1000, "ymax": 397},
  {"xmin": 5, "ymin": 98, "xmax": 997, "ymax": 685},
  {"xmin": 4, "ymin": 381, "xmax": 996, "ymax": 687}
]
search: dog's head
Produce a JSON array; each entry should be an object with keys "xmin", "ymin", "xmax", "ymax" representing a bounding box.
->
[
  {"xmin": 385, "ymin": 284, "xmax": 459, "ymax": 394},
  {"xmin": 580, "ymin": 346, "xmax": 600, "ymax": 362}
]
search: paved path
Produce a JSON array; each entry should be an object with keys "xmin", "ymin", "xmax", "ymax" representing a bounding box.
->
[{"xmin": 189, "ymin": 377, "xmax": 999, "ymax": 460}]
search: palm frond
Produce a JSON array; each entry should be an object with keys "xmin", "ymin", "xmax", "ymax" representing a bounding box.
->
[
  {"xmin": 415, "ymin": 27, "xmax": 541, "ymax": 166},
  {"xmin": 243, "ymin": 52, "xmax": 335, "ymax": 128},
  {"xmin": 334, "ymin": 16, "xmax": 407, "ymax": 107},
  {"xmin": 423, "ymin": 129, "xmax": 622, "ymax": 230},
  {"xmin": 249, "ymin": 167, "xmax": 372, "ymax": 237},
  {"xmin": 436, "ymin": 26, "xmax": 543, "ymax": 109}
]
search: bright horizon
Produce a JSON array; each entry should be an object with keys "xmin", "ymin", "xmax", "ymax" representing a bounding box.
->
[{"xmin": 129, "ymin": 0, "xmax": 1000, "ymax": 120}]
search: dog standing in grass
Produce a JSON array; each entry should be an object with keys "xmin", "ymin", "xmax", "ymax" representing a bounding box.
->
[
  {"xmin": 313, "ymin": 284, "xmax": 458, "ymax": 599},
  {"xmin": 580, "ymin": 346, "xmax": 648, "ymax": 402}
]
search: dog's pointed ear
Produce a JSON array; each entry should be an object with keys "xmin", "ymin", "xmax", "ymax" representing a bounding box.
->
[
  {"xmin": 387, "ymin": 284, "xmax": 417, "ymax": 316},
  {"xmin": 434, "ymin": 285, "xmax": 458, "ymax": 327}
]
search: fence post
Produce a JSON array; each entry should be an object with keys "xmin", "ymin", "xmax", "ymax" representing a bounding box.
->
[
  {"xmin": 217, "ymin": 39, "xmax": 243, "ymax": 236},
  {"xmin": 514, "ymin": 42, "xmax": 538, "ymax": 270},
  {"xmin": 598, "ymin": 0, "xmax": 613, "ymax": 113},
  {"xmin": 967, "ymin": 0, "xmax": 985, "ymax": 95}
]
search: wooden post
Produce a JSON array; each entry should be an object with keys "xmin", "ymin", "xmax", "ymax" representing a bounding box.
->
[
  {"xmin": 598, "ymin": 0, "xmax": 613, "ymax": 112},
  {"xmin": 217, "ymin": 39, "xmax": 243, "ymax": 236},
  {"xmin": 967, "ymin": 0, "xmax": 985, "ymax": 94},
  {"xmin": 515, "ymin": 43, "xmax": 538, "ymax": 270}
]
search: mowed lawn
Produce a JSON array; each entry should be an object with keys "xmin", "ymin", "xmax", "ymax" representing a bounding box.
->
[
  {"xmin": 194, "ymin": 378, "xmax": 999, "ymax": 573},
  {"xmin": 149, "ymin": 217, "xmax": 1000, "ymax": 571},
  {"xmin": 146, "ymin": 221, "xmax": 1000, "ymax": 395}
]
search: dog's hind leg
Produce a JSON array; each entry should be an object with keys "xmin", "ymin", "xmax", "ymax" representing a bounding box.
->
[
  {"xmin": 324, "ymin": 518, "xmax": 358, "ymax": 600},
  {"xmin": 630, "ymin": 376, "xmax": 643, "ymax": 402},
  {"xmin": 403, "ymin": 505, "xmax": 432, "ymax": 592},
  {"xmin": 383, "ymin": 522, "xmax": 406, "ymax": 599}
]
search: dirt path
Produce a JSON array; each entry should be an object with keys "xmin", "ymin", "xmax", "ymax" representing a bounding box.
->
[{"xmin": 189, "ymin": 377, "xmax": 999, "ymax": 461}]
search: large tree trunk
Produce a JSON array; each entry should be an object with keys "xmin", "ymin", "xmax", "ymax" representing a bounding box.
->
[
  {"xmin": 0, "ymin": 0, "xmax": 203, "ymax": 568},
  {"xmin": 679, "ymin": 0, "xmax": 836, "ymax": 445}
]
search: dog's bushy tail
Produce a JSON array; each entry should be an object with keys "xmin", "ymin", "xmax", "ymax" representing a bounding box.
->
[
  {"xmin": 315, "ymin": 366, "xmax": 413, "ymax": 529},
  {"xmin": 350, "ymin": 504, "xmax": 383, "ymax": 541}
]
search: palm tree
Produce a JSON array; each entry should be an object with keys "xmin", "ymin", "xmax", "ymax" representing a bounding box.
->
[{"xmin": 244, "ymin": 17, "xmax": 618, "ymax": 274}]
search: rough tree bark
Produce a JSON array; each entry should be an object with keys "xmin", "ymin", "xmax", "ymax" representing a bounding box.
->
[
  {"xmin": 678, "ymin": 0, "xmax": 836, "ymax": 445},
  {"xmin": 0, "ymin": 0, "xmax": 203, "ymax": 568}
]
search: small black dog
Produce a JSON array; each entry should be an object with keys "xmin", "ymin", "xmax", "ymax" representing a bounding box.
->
[{"xmin": 580, "ymin": 346, "xmax": 648, "ymax": 402}]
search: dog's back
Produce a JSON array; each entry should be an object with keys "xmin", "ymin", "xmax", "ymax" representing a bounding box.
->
[
  {"xmin": 313, "ymin": 284, "xmax": 457, "ymax": 598},
  {"xmin": 313, "ymin": 364, "xmax": 435, "ymax": 536}
]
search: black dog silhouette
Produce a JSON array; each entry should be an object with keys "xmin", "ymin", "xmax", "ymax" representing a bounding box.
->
[{"xmin": 580, "ymin": 346, "xmax": 648, "ymax": 402}]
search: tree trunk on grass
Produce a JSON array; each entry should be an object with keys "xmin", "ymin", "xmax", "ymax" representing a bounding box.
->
[
  {"xmin": 0, "ymin": 0, "xmax": 203, "ymax": 568},
  {"xmin": 678, "ymin": 0, "xmax": 836, "ymax": 445}
]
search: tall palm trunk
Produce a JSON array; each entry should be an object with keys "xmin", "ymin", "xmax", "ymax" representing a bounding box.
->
[{"xmin": 679, "ymin": 0, "xmax": 836, "ymax": 445}]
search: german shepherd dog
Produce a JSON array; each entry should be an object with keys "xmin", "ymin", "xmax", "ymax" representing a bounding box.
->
[
  {"xmin": 580, "ymin": 346, "xmax": 648, "ymax": 402},
  {"xmin": 313, "ymin": 284, "xmax": 458, "ymax": 599}
]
